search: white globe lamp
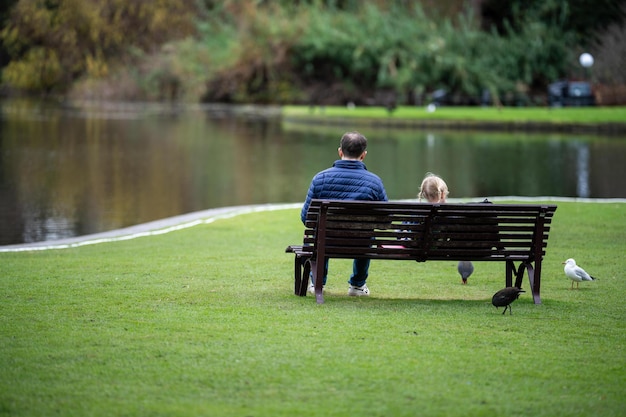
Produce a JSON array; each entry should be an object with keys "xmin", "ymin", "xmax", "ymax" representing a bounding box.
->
[{"xmin": 579, "ymin": 53, "xmax": 594, "ymax": 68}]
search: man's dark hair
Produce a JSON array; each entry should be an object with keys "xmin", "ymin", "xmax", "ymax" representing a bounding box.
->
[{"xmin": 340, "ymin": 131, "xmax": 367, "ymax": 158}]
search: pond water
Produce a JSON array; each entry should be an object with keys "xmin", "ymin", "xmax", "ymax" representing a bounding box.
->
[{"xmin": 1, "ymin": 99, "xmax": 625, "ymax": 245}]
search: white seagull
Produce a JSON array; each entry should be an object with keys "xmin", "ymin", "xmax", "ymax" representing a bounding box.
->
[{"xmin": 562, "ymin": 258, "xmax": 596, "ymax": 289}]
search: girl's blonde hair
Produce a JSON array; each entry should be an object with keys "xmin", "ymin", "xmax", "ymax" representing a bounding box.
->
[{"xmin": 418, "ymin": 172, "xmax": 449, "ymax": 203}]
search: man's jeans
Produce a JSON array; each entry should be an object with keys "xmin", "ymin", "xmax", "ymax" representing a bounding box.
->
[{"xmin": 312, "ymin": 257, "xmax": 370, "ymax": 287}]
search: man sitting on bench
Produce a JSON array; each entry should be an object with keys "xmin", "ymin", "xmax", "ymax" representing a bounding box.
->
[{"xmin": 300, "ymin": 131, "xmax": 388, "ymax": 296}]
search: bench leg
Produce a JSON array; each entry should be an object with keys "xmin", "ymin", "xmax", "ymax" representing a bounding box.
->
[
  {"xmin": 310, "ymin": 259, "xmax": 325, "ymax": 304},
  {"xmin": 293, "ymin": 255, "xmax": 302, "ymax": 295},
  {"xmin": 524, "ymin": 262, "xmax": 541, "ymax": 305},
  {"xmin": 293, "ymin": 255, "xmax": 306, "ymax": 296},
  {"xmin": 293, "ymin": 255, "xmax": 311, "ymax": 297},
  {"xmin": 299, "ymin": 260, "xmax": 311, "ymax": 297},
  {"xmin": 507, "ymin": 261, "xmax": 542, "ymax": 305},
  {"xmin": 506, "ymin": 260, "xmax": 515, "ymax": 287},
  {"xmin": 514, "ymin": 263, "xmax": 526, "ymax": 289}
]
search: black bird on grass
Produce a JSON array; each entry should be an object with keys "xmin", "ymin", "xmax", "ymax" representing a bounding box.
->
[{"xmin": 491, "ymin": 287, "xmax": 525, "ymax": 315}]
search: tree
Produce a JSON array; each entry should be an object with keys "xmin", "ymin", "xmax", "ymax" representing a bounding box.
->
[{"xmin": 1, "ymin": 0, "xmax": 198, "ymax": 93}]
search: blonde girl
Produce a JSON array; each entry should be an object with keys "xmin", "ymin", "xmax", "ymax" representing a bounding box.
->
[{"xmin": 418, "ymin": 172, "xmax": 449, "ymax": 203}]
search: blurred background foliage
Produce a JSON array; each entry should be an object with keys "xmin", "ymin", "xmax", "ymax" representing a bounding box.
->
[{"xmin": 0, "ymin": 0, "xmax": 624, "ymax": 105}]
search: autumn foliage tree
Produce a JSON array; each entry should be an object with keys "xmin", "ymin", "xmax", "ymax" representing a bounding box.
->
[{"xmin": 1, "ymin": 0, "xmax": 198, "ymax": 93}]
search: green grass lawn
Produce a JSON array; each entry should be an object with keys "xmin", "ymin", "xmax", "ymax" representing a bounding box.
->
[
  {"xmin": 1, "ymin": 201, "xmax": 625, "ymax": 416},
  {"xmin": 283, "ymin": 105, "xmax": 626, "ymax": 125}
]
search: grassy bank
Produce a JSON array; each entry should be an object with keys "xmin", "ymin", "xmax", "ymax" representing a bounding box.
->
[
  {"xmin": 283, "ymin": 105, "xmax": 626, "ymax": 132},
  {"xmin": 1, "ymin": 201, "xmax": 625, "ymax": 416}
]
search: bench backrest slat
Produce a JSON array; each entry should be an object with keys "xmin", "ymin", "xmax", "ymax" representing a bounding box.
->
[{"xmin": 300, "ymin": 199, "xmax": 557, "ymax": 262}]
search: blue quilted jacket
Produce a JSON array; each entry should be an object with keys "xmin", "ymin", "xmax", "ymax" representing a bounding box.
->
[{"xmin": 300, "ymin": 160, "xmax": 388, "ymax": 224}]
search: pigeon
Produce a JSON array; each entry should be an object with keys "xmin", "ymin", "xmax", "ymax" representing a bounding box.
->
[
  {"xmin": 491, "ymin": 287, "xmax": 525, "ymax": 315},
  {"xmin": 457, "ymin": 261, "xmax": 474, "ymax": 284},
  {"xmin": 563, "ymin": 258, "xmax": 596, "ymax": 289}
]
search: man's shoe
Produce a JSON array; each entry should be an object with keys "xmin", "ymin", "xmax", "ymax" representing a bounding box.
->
[{"xmin": 347, "ymin": 284, "xmax": 370, "ymax": 296}]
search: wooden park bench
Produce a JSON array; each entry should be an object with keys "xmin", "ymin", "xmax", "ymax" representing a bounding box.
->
[{"xmin": 285, "ymin": 199, "xmax": 557, "ymax": 304}]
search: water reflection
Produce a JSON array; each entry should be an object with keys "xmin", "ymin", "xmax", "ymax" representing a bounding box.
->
[
  {"xmin": 1, "ymin": 99, "xmax": 625, "ymax": 245},
  {"xmin": 574, "ymin": 142, "xmax": 590, "ymax": 198}
]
